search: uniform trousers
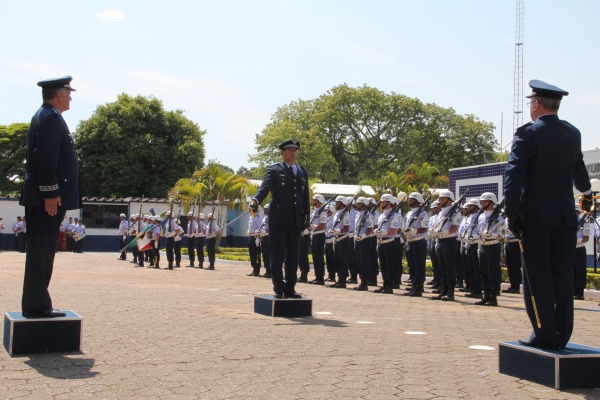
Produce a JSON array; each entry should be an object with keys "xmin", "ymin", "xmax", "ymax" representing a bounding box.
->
[
  {"xmin": 573, "ymin": 246, "xmax": 587, "ymax": 297},
  {"xmin": 334, "ymin": 237, "xmax": 351, "ymax": 283},
  {"xmin": 206, "ymin": 237, "xmax": 216, "ymax": 267},
  {"xmin": 298, "ymin": 234, "xmax": 310, "ymax": 275},
  {"xmin": 174, "ymin": 239, "xmax": 182, "ymax": 266},
  {"xmin": 478, "ymin": 243, "xmax": 501, "ymax": 294},
  {"xmin": 130, "ymin": 235, "xmax": 139, "ymax": 263},
  {"xmin": 368, "ymin": 236, "xmax": 379, "ymax": 284},
  {"xmin": 455, "ymin": 244, "xmax": 464, "ymax": 286},
  {"xmin": 166, "ymin": 237, "xmax": 175, "ymax": 267},
  {"xmin": 459, "ymin": 241, "xmax": 469, "ymax": 287},
  {"xmin": 428, "ymin": 239, "xmax": 439, "ymax": 284},
  {"xmin": 377, "ymin": 239, "xmax": 398, "ymax": 288},
  {"xmin": 187, "ymin": 236, "xmax": 196, "ymax": 266},
  {"xmin": 119, "ymin": 235, "xmax": 127, "ymax": 260},
  {"xmin": 355, "ymin": 238, "xmax": 370, "ymax": 284},
  {"xmin": 349, "ymin": 235, "xmax": 358, "ymax": 279},
  {"xmin": 325, "ymin": 240, "xmax": 335, "ymax": 280},
  {"xmin": 311, "ymin": 233, "xmax": 326, "ymax": 280},
  {"xmin": 268, "ymin": 225, "xmax": 301, "ymax": 295},
  {"xmin": 406, "ymin": 238, "xmax": 427, "ymax": 288},
  {"xmin": 152, "ymin": 241, "xmax": 160, "ymax": 267},
  {"xmin": 22, "ymin": 207, "xmax": 65, "ymax": 314},
  {"xmin": 249, "ymin": 236, "xmax": 262, "ymax": 273},
  {"xmin": 521, "ymin": 225, "xmax": 577, "ymax": 349},
  {"xmin": 505, "ymin": 241, "xmax": 522, "ymax": 290},
  {"xmin": 466, "ymin": 243, "xmax": 480, "ymax": 293},
  {"xmin": 259, "ymin": 236, "xmax": 270, "ymax": 275},
  {"xmin": 435, "ymin": 237, "xmax": 457, "ymax": 295},
  {"xmin": 196, "ymin": 236, "xmax": 205, "ymax": 267},
  {"xmin": 394, "ymin": 242, "xmax": 404, "ymax": 285}
]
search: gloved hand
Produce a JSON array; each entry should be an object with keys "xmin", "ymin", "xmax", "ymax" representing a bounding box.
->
[
  {"xmin": 249, "ymin": 201, "xmax": 259, "ymax": 213},
  {"xmin": 302, "ymin": 228, "xmax": 310, "ymax": 236},
  {"xmin": 375, "ymin": 230, "xmax": 388, "ymax": 237},
  {"xmin": 581, "ymin": 193, "xmax": 593, "ymax": 213},
  {"xmin": 508, "ymin": 215, "xmax": 523, "ymax": 240}
]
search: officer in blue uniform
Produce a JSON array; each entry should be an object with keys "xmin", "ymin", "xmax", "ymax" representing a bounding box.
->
[
  {"xmin": 20, "ymin": 76, "xmax": 81, "ymax": 318},
  {"xmin": 252, "ymin": 140, "xmax": 310, "ymax": 299},
  {"xmin": 504, "ymin": 79, "xmax": 592, "ymax": 350}
]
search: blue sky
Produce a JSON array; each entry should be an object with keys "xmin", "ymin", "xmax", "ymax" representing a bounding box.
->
[{"xmin": 1, "ymin": 1, "xmax": 598, "ymax": 173}]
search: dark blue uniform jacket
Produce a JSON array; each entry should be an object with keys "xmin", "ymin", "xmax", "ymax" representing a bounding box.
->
[
  {"xmin": 254, "ymin": 162, "xmax": 309, "ymax": 228},
  {"xmin": 504, "ymin": 114, "xmax": 590, "ymax": 228},
  {"xmin": 20, "ymin": 103, "xmax": 82, "ymax": 210}
]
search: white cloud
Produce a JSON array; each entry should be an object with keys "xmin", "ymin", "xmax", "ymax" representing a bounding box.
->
[{"xmin": 96, "ymin": 9, "xmax": 126, "ymax": 21}]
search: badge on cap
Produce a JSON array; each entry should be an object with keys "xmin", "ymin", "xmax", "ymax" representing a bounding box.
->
[{"xmin": 278, "ymin": 139, "xmax": 300, "ymax": 150}]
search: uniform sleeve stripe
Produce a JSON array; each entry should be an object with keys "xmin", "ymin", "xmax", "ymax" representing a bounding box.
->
[{"xmin": 39, "ymin": 184, "xmax": 59, "ymax": 192}]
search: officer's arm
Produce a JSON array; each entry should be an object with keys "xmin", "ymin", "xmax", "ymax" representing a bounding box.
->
[{"xmin": 253, "ymin": 165, "xmax": 276, "ymax": 205}]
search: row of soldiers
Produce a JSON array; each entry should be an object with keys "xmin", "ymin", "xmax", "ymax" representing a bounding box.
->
[
  {"xmin": 118, "ymin": 211, "xmax": 219, "ymax": 270},
  {"xmin": 246, "ymin": 190, "xmax": 596, "ymax": 305}
]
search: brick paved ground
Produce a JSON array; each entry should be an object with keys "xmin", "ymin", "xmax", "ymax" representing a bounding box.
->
[{"xmin": 1, "ymin": 251, "xmax": 600, "ymax": 399}]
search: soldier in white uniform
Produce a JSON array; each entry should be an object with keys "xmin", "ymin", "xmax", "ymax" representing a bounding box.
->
[
  {"xmin": 118, "ymin": 213, "xmax": 129, "ymax": 260},
  {"xmin": 328, "ymin": 196, "xmax": 351, "ymax": 288},
  {"xmin": 403, "ymin": 192, "xmax": 429, "ymax": 297},
  {"xmin": 308, "ymin": 194, "xmax": 328, "ymax": 285},
  {"xmin": 574, "ymin": 204, "xmax": 592, "ymax": 300},
  {"xmin": 353, "ymin": 197, "xmax": 374, "ymax": 291},
  {"xmin": 374, "ymin": 194, "xmax": 402, "ymax": 294}
]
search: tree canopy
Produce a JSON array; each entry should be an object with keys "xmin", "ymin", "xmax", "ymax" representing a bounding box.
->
[
  {"xmin": 74, "ymin": 94, "xmax": 206, "ymax": 198},
  {"xmin": 250, "ymin": 84, "xmax": 497, "ymax": 183},
  {"xmin": 0, "ymin": 123, "xmax": 28, "ymax": 195}
]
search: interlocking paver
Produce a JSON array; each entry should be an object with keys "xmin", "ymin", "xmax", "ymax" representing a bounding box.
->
[{"xmin": 1, "ymin": 251, "xmax": 600, "ymax": 399}]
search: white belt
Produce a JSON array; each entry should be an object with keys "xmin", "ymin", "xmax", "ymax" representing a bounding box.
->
[
  {"xmin": 312, "ymin": 230, "xmax": 325, "ymax": 235},
  {"xmin": 576, "ymin": 243, "xmax": 586, "ymax": 248},
  {"xmin": 378, "ymin": 238, "xmax": 395, "ymax": 244},
  {"xmin": 407, "ymin": 236, "xmax": 425, "ymax": 243},
  {"xmin": 325, "ymin": 237, "xmax": 335, "ymax": 244},
  {"xmin": 506, "ymin": 239, "xmax": 519, "ymax": 243},
  {"xmin": 437, "ymin": 233, "xmax": 457, "ymax": 239},
  {"xmin": 481, "ymin": 240, "xmax": 500, "ymax": 246},
  {"xmin": 467, "ymin": 239, "xmax": 479, "ymax": 245},
  {"xmin": 335, "ymin": 234, "xmax": 349, "ymax": 242}
]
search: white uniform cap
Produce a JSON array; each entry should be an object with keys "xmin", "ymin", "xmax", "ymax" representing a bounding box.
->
[
  {"xmin": 467, "ymin": 198, "xmax": 481, "ymax": 208},
  {"xmin": 328, "ymin": 204, "xmax": 336, "ymax": 212},
  {"xmin": 370, "ymin": 198, "xmax": 377, "ymax": 205},
  {"xmin": 479, "ymin": 192, "xmax": 497, "ymax": 204},
  {"xmin": 199, "ymin": 213, "xmax": 206, "ymax": 219},
  {"xmin": 356, "ymin": 197, "xmax": 368, "ymax": 205},
  {"xmin": 346, "ymin": 196, "xmax": 355, "ymax": 205},
  {"xmin": 120, "ymin": 213, "xmax": 126, "ymax": 218},
  {"xmin": 264, "ymin": 204, "xmax": 270, "ymax": 209},
  {"xmin": 207, "ymin": 213, "xmax": 213, "ymax": 219},
  {"xmin": 408, "ymin": 192, "xmax": 425, "ymax": 204},
  {"xmin": 397, "ymin": 192, "xmax": 408, "ymax": 202},
  {"xmin": 438, "ymin": 190, "xmax": 455, "ymax": 202},
  {"xmin": 188, "ymin": 211, "xmax": 193, "ymax": 216},
  {"xmin": 430, "ymin": 200, "xmax": 440, "ymax": 208},
  {"xmin": 380, "ymin": 193, "xmax": 396, "ymax": 203},
  {"xmin": 335, "ymin": 195, "xmax": 349, "ymax": 206},
  {"xmin": 312, "ymin": 194, "xmax": 325, "ymax": 204}
]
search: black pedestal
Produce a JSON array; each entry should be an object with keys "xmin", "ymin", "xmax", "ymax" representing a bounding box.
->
[
  {"xmin": 499, "ymin": 341, "xmax": 600, "ymax": 389},
  {"xmin": 254, "ymin": 295, "xmax": 312, "ymax": 317},
  {"xmin": 3, "ymin": 311, "xmax": 83, "ymax": 355}
]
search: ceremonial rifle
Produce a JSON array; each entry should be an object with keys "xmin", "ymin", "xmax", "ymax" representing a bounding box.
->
[
  {"xmin": 406, "ymin": 193, "xmax": 433, "ymax": 230},
  {"xmin": 432, "ymin": 188, "xmax": 470, "ymax": 232},
  {"xmin": 309, "ymin": 197, "xmax": 335, "ymax": 225}
]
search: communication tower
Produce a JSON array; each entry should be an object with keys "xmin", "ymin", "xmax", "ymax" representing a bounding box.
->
[{"xmin": 513, "ymin": 0, "xmax": 525, "ymax": 133}]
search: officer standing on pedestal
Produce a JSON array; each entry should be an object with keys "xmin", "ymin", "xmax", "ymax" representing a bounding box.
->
[
  {"xmin": 504, "ymin": 79, "xmax": 592, "ymax": 350},
  {"xmin": 252, "ymin": 139, "xmax": 310, "ymax": 299},
  {"xmin": 20, "ymin": 75, "xmax": 81, "ymax": 318}
]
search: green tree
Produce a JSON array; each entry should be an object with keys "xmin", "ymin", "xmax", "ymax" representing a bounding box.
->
[
  {"xmin": 0, "ymin": 123, "xmax": 28, "ymax": 194},
  {"xmin": 251, "ymin": 84, "xmax": 497, "ymax": 183},
  {"xmin": 74, "ymin": 94, "xmax": 206, "ymax": 198}
]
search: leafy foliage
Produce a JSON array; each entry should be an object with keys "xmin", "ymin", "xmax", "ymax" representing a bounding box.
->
[
  {"xmin": 251, "ymin": 84, "xmax": 497, "ymax": 184},
  {"xmin": 0, "ymin": 123, "xmax": 28, "ymax": 194},
  {"xmin": 74, "ymin": 94, "xmax": 206, "ymax": 198}
]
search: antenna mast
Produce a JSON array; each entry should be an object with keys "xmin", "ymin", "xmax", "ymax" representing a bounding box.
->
[{"xmin": 513, "ymin": 0, "xmax": 525, "ymax": 134}]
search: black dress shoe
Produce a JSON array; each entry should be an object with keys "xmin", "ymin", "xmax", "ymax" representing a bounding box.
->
[
  {"xmin": 574, "ymin": 295, "xmax": 585, "ymax": 300},
  {"xmin": 346, "ymin": 279, "xmax": 358, "ymax": 284},
  {"xmin": 262, "ymin": 273, "xmax": 272, "ymax": 278},
  {"xmin": 391, "ymin": 283, "xmax": 400, "ymax": 289},
  {"xmin": 297, "ymin": 278, "xmax": 308, "ymax": 283},
  {"xmin": 247, "ymin": 272, "xmax": 259, "ymax": 276},
  {"xmin": 353, "ymin": 285, "xmax": 368, "ymax": 291},
  {"xmin": 335, "ymin": 283, "xmax": 347, "ymax": 288},
  {"xmin": 381, "ymin": 288, "xmax": 393, "ymax": 294},
  {"xmin": 273, "ymin": 293, "xmax": 284, "ymax": 299},
  {"xmin": 285, "ymin": 292, "xmax": 302, "ymax": 299},
  {"xmin": 408, "ymin": 291, "xmax": 423, "ymax": 297},
  {"xmin": 441, "ymin": 295, "xmax": 454, "ymax": 301},
  {"xmin": 517, "ymin": 338, "xmax": 561, "ymax": 350},
  {"xmin": 311, "ymin": 280, "xmax": 325, "ymax": 285}
]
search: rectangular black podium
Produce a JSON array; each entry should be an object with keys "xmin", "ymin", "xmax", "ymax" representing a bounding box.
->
[
  {"xmin": 3, "ymin": 311, "xmax": 83, "ymax": 355},
  {"xmin": 254, "ymin": 295, "xmax": 312, "ymax": 317},
  {"xmin": 499, "ymin": 341, "xmax": 600, "ymax": 389}
]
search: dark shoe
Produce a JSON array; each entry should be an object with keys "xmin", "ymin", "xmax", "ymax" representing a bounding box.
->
[
  {"xmin": 373, "ymin": 287, "xmax": 385, "ymax": 293},
  {"xmin": 391, "ymin": 283, "xmax": 400, "ymax": 289},
  {"xmin": 510, "ymin": 288, "xmax": 521, "ymax": 294},
  {"xmin": 206, "ymin": 266, "xmax": 215, "ymax": 270},
  {"xmin": 262, "ymin": 273, "xmax": 272, "ymax": 278},
  {"xmin": 432, "ymin": 289, "xmax": 442, "ymax": 294},
  {"xmin": 441, "ymin": 294, "xmax": 455, "ymax": 301},
  {"xmin": 485, "ymin": 296, "xmax": 498, "ymax": 306},
  {"xmin": 284, "ymin": 292, "xmax": 302, "ymax": 299},
  {"xmin": 381, "ymin": 288, "xmax": 393, "ymax": 294},
  {"xmin": 408, "ymin": 291, "xmax": 423, "ymax": 297},
  {"xmin": 465, "ymin": 291, "xmax": 482, "ymax": 299},
  {"xmin": 474, "ymin": 297, "xmax": 489, "ymax": 306},
  {"xmin": 311, "ymin": 280, "xmax": 325, "ymax": 285},
  {"xmin": 346, "ymin": 278, "xmax": 358, "ymax": 284},
  {"xmin": 326, "ymin": 276, "xmax": 336, "ymax": 282},
  {"xmin": 517, "ymin": 338, "xmax": 562, "ymax": 350},
  {"xmin": 247, "ymin": 272, "xmax": 259, "ymax": 276},
  {"xmin": 430, "ymin": 295, "xmax": 443, "ymax": 301},
  {"xmin": 353, "ymin": 284, "xmax": 368, "ymax": 291},
  {"xmin": 186, "ymin": 264, "xmax": 194, "ymax": 268},
  {"xmin": 455, "ymin": 282, "xmax": 464, "ymax": 289},
  {"xmin": 297, "ymin": 277, "xmax": 308, "ymax": 283},
  {"xmin": 574, "ymin": 295, "xmax": 585, "ymax": 301},
  {"xmin": 273, "ymin": 293, "xmax": 284, "ymax": 299},
  {"xmin": 335, "ymin": 283, "xmax": 347, "ymax": 288}
]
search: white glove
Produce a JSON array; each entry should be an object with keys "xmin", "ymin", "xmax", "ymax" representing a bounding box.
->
[
  {"xmin": 207, "ymin": 233, "xmax": 215, "ymax": 239},
  {"xmin": 408, "ymin": 228, "xmax": 417, "ymax": 236},
  {"xmin": 484, "ymin": 233, "xmax": 494, "ymax": 239},
  {"xmin": 329, "ymin": 228, "xmax": 341, "ymax": 235},
  {"xmin": 302, "ymin": 229, "xmax": 310, "ymax": 236},
  {"xmin": 255, "ymin": 238, "xmax": 260, "ymax": 246},
  {"xmin": 375, "ymin": 230, "xmax": 388, "ymax": 237}
]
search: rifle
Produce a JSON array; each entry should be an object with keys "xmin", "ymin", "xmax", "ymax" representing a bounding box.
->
[
  {"xmin": 207, "ymin": 209, "xmax": 251, "ymax": 238},
  {"xmin": 163, "ymin": 198, "xmax": 175, "ymax": 237},
  {"xmin": 331, "ymin": 195, "xmax": 358, "ymax": 230},
  {"xmin": 577, "ymin": 211, "xmax": 592, "ymax": 230},
  {"xmin": 406, "ymin": 193, "xmax": 433, "ymax": 230},
  {"xmin": 374, "ymin": 198, "xmax": 407, "ymax": 233},
  {"xmin": 432, "ymin": 188, "xmax": 470, "ymax": 232},
  {"xmin": 483, "ymin": 198, "xmax": 506, "ymax": 235},
  {"xmin": 466, "ymin": 207, "xmax": 485, "ymax": 240},
  {"xmin": 309, "ymin": 197, "xmax": 335, "ymax": 225}
]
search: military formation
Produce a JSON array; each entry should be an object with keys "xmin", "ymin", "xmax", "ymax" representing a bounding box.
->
[
  {"xmin": 244, "ymin": 190, "xmax": 597, "ymax": 306},
  {"xmin": 118, "ymin": 210, "xmax": 219, "ymax": 270}
]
